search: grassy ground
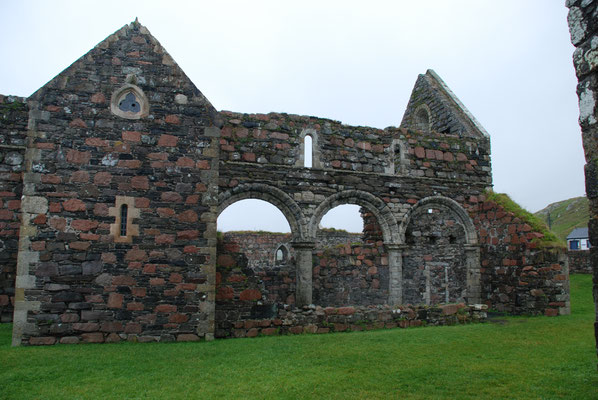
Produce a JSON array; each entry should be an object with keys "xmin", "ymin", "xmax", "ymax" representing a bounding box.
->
[{"xmin": 1, "ymin": 275, "xmax": 596, "ymax": 399}]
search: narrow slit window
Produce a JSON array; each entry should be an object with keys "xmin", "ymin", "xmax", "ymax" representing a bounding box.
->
[
  {"xmin": 109, "ymin": 196, "xmax": 139, "ymax": 243},
  {"xmin": 120, "ymin": 204, "xmax": 128, "ymax": 237},
  {"xmin": 304, "ymin": 135, "xmax": 313, "ymax": 168}
]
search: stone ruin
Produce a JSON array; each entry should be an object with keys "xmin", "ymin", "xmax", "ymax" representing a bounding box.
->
[
  {"xmin": 566, "ymin": 0, "xmax": 598, "ymax": 365},
  {"xmin": 0, "ymin": 21, "xmax": 570, "ymax": 345}
]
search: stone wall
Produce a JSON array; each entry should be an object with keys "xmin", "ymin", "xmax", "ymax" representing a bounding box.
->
[
  {"xmin": 219, "ymin": 111, "xmax": 492, "ymax": 183},
  {"xmin": 475, "ymin": 198, "xmax": 569, "ymax": 316},
  {"xmin": 216, "ymin": 233, "xmax": 486, "ymax": 339},
  {"xmin": 568, "ymin": 250, "xmax": 592, "ymax": 274},
  {"xmin": 214, "ymin": 192, "xmax": 569, "ymax": 340},
  {"xmin": 400, "ymin": 70, "xmax": 488, "ymax": 139},
  {"xmin": 403, "ymin": 206, "xmax": 468, "ymax": 306},
  {"xmin": 0, "ymin": 95, "xmax": 27, "ymax": 322},
  {"xmin": 313, "ymin": 241, "xmax": 389, "ymax": 307},
  {"xmin": 3, "ymin": 20, "xmax": 573, "ymax": 345},
  {"xmin": 220, "ymin": 232, "xmax": 293, "ymax": 270},
  {"xmin": 223, "ymin": 303, "xmax": 487, "ymax": 339},
  {"xmin": 11, "ymin": 21, "xmax": 220, "ymax": 346},
  {"xmin": 567, "ymin": 0, "xmax": 598, "ymax": 363}
]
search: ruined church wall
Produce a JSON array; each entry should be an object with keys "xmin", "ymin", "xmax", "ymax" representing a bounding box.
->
[
  {"xmin": 219, "ymin": 112, "xmax": 491, "ymax": 184},
  {"xmin": 475, "ymin": 199, "xmax": 569, "ymax": 316},
  {"xmin": 215, "ymin": 232, "xmax": 484, "ymax": 339},
  {"xmin": 220, "ymin": 232, "xmax": 293, "ymax": 269},
  {"xmin": 0, "ymin": 95, "xmax": 28, "ymax": 322},
  {"xmin": 403, "ymin": 207, "xmax": 468, "ymax": 306},
  {"xmin": 2, "ymin": 20, "xmax": 573, "ymax": 346},
  {"xmin": 312, "ymin": 240, "xmax": 389, "ymax": 306},
  {"xmin": 13, "ymin": 23, "xmax": 219, "ymax": 345},
  {"xmin": 216, "ymin": 231, "xmax": 386, "ymax": 311}
]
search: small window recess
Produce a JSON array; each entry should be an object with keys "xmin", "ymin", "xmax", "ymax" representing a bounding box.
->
[
  {"xmin": 414, "ymin": 104, "xmax": 432, "ymax": 133},
  {"xmin": 110, "ymin": 75, "xmax": 149, "ymax": 120},
  {"xmin": 109, "ymin": 196, "xmax": 140, "ymax": 243},
  {"xmin": 304, "ymin": 135, "xmax": 313, "ymax": 168},
  {"xmin": 295, "ymin": 128, "xmax": 320, "ymax": 169},
  {"xmin": 391, "ymin": 138, "xmax": 408, "ymax": 175},
  {"xmin": 275, "ymin": 245, "xmax": 289, "ymax": 265}
]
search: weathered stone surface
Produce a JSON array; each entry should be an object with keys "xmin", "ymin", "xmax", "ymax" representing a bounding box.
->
[
  {"xmin": 5, "ymin": 19, "xmax": 570, "ymax": 348},
  {"xmin": 567, "ymin": 1, "xmax": 598, "ymax": 364}
]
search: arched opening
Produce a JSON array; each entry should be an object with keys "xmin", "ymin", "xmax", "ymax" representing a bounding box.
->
[
  {"xmin": 319, "ymin": 204, "xmax": 363, "ymax": 233},
  {"xmin": 415, "ymin": 106, "xmax": 431, "ymax": 133},
  {"xmin": 304, "ymin": 135, "xmax": 313, "ymax": 168},
  {"xmin": 218, "ymin": 199, "xmax": 291, "ymax": 233},
  {"xmin": 403, "ymin": 204, "xmax": 468, "ymax": 306},
  {"xmin": 312, "ymin": 203, "xmax": 389, "ymax": 307},
  {"xmin": 217, "ymin": 183, "xmax": 304, "ymax": 240},
  {"xmin": 215, "ymin": 199, "xmax": 295, "ymax": 337},
  {"xmin": 275, "ymin": 245, "xmax": 289, "ymax": 265}
]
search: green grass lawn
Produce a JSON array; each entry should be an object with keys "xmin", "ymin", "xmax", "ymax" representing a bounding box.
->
[{"xmin": 1, "ymin": 275, "xmax": 597, "ymax": 399}]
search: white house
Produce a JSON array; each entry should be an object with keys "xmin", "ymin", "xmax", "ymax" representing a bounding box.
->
[{"xmin": 566, "ymin": 227, "xmax": 591, "ymax": 251}]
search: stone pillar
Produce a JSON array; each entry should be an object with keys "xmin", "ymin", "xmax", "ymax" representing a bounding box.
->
[
  {"xmin": 387, "ymin": 244, "xmax": 406, "ymax": 306},
  {"xmin": 464, "ymin": 245, "xmax": 481, "ymax": 305},
  {"xmin": 567, "ymin": 0, "xmax": 598, "ymax": 366},
  {"xmin": 292, "ymin": 241, "xmax": 315, "ymax": 307}
]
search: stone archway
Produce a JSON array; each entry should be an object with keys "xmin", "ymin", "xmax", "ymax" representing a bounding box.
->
[
  {"xmin": 217, "ymin": 183, "xmax": 305, "ymax": 240},
  {"xmin": 308, "ymin": 190, "xmax": 400, "ymax": 243},
  {"xmin": 399, "ymin": 196, "xmax": 478, "ymax": 245},
  {"xmin": 305, "ymin": 190, "xmax": 402, "ymax": 306},
  {"xmin": 217, "ymin": 183, "xmax": 313, "ymax": 306},
  {"xmin": 400, "ymin": 196, "xmax": 481, "ymax": 305}
]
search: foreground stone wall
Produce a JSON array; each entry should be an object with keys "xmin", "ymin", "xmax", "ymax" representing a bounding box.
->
[
  {"xmin": 0, "ymin": 95, "xmax": 27, "ymax": 322},
  {"xmin": 568, "ymin": 250, "xmax": 592, "ymax": 274},
  {"xmin": 567, "ymin": 0, "xmax": 598, "ymax": 363}
]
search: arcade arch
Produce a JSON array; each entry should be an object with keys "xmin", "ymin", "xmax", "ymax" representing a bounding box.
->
[{"xmin": 400, "ymin": 196, "xmax": 481, "ymax": 305}]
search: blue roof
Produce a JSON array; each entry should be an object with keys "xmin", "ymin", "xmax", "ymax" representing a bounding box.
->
[{"xmin": 566, "ymin": 227, "xmax": 589, "ymax": 240}]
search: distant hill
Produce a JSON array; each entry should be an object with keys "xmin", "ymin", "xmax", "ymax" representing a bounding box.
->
[{"xmin": 534, "ymin": 197, "xmax": 589, "ymax": 242}]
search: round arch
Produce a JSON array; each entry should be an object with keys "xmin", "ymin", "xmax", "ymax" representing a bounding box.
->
[
  {"xmin": 308, "ymin": 190, "xmax": 400, "ymax": 243},
  {"xmin": 217, "ymin": 183, "xmax": 305, "ymax": 240},
  {"xmin": 399, "ymin": 196, "xmax": 477, "ymax": 245}
]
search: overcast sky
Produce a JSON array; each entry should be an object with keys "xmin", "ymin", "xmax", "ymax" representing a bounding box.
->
[{"xmin": 0, "ymin": 1, "xmax": 584, "ymax": 233}]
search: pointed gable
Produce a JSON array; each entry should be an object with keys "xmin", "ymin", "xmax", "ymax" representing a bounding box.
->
[
  {"xmin": 29, "ymin": 20, "xmax": 217, "ymax": 122},
  {"xmin": 400, "ymin": 69, "xmax": 489, "ymax": 138}
]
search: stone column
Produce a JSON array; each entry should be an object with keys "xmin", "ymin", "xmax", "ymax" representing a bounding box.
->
[
  {"xmin": 464, "ymin": 245, "xmax": 481, "ymax": 305},
  {"xmin": 567, "ymin": 0, "xmax": 598, "ymax": 366},
  {"xmin": 292, "ymin": 241, "xmax": 315, "ymax": 307},
  {"xmin": 387, "ymin": 244, "xmax": 406, "ymax": 306}
]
